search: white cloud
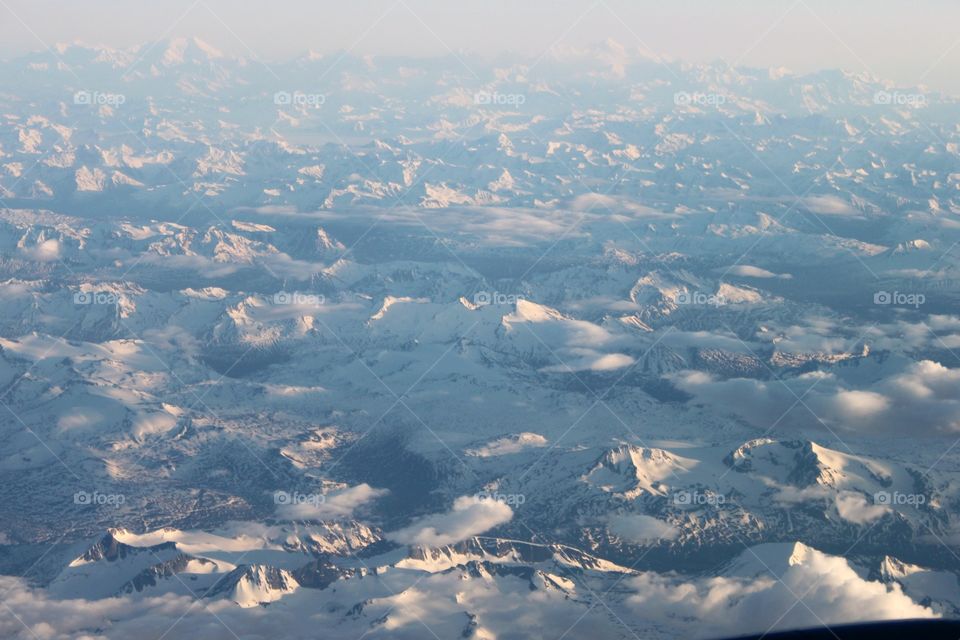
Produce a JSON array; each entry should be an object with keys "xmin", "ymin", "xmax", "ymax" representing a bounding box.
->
[
  {"xmin": 671, "ymin": 359, "xmax": 960, "ymax": 436},
  {"xmin": 608, "ymin": 514, "xmax": 679, "ymax": 543},
  {"xmin": 671, "ymin": 371, "xmax": 795, "ymax": 427},
  {"xmin": 465, "ymin": 433, "xmax": 548, "ymax": 457},
  {"xmin": 722, "ymin": 265, "xmax": 792, "ymax": 279},
  {"xmin": 0, "ymin": 544, "xmax": 937, "ymax": 640},
  {"xmin": 625, "ymin": 544, "xmax": 935, "ymax": 638},
  {"xmin": 540, "ymin": 349, "xmax": 634, "ymax": 373},
  {"xmin": 830, "ymin": 390, "xmax": 890, "ymax": 421},
  {"xmin": 275, "ymin": 483, "xmax": 387, "ymax": 520},
  {"xmin": 773, "ymin": 484, "xmax": 832, "ymax": 505},
  {"xmin": 804, "ymin": 195, "xmax": 857, "ymax": 216},
  {"xmin": 587, "ymin": 353, "xmax": 635, "ymax": 371},
  {"xmin": 0, "ymin": 568, "xmax": 613, "ymax": 640},
  {"xmin": 388, "ymin": 495, "xmax": 513, "ymax": 546},
  {"xmin": 20, "ymin": 239, "xmax": 61, "ymax": 262},
  {"xmin": 835, "ymin": 491, "xmax": 890, "ymax": 524}
]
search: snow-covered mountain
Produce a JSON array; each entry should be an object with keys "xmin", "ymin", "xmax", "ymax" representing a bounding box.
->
[{"xmin": 2, "ymin": 39, "xmax": 960, "ymax": 639}]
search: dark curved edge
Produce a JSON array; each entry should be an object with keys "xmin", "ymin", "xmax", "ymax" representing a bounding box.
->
[{"xmin": 724, "ymin": 619, "xmax": 960, "ymax": 640}]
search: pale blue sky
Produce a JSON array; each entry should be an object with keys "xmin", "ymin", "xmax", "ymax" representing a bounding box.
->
[{"xmin": 2, "ymin": 0, "xmax": 958, "ymax": 91}]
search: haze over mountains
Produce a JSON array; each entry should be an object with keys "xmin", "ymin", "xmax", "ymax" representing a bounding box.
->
[{"xmin": 2, "ymin": 38, "xmax": 960, "ymax": 639}]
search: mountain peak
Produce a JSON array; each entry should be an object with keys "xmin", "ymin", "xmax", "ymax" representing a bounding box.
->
[{"xmin": 158, "ymin": 36, "xmax": 224, "ymax": 66}]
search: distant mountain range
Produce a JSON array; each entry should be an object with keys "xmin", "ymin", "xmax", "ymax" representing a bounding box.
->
[{"xmin": 1, "ymin": 40, "xmax": 960, "ymax": 639}]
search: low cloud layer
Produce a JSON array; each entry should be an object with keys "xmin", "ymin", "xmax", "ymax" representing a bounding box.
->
[
  {"xmin": 672, "ymin": 359, "xmax": 960, "ymax": 436},
  {"xmin": 274, "ymin": 484, "xmax": 387, "ymax": 520},
  {"xmin": 0, "ymin": 542, "xmax": 936, "ymax": 640},
  {"xmin": 835, "ymin": 491, "xmax": 890, "ymax": 524},
  {"xmin": 626, "ymin": 544, "xmax": 935, "ymax": 638},
  {"xmin": 608, "ymin": 514, "xmax": 680, "ymax": 543},
  {"xmin": 388, "ymin": 495, "xmax": 513, "ymax": 546}
]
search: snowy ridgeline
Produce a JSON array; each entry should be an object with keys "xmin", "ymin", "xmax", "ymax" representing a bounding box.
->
[{"xmin": 1, "ymin": 40, "xmax": 960, "ymax": 639}]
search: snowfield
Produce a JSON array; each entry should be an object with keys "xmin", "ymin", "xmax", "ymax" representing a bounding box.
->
[{"xmin": 1, "ymin": 37, "xmax": 960, "ymax": 639}]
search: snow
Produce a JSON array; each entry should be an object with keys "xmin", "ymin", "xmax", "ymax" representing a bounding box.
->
[{"xmin": 1, "ymin": 36, "xmax": 960, "ymax": 639}]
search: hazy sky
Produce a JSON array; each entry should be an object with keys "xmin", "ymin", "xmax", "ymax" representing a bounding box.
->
[{"xmin": 2, "ymin": 0, "xmax": 958, "ymax": 91}]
